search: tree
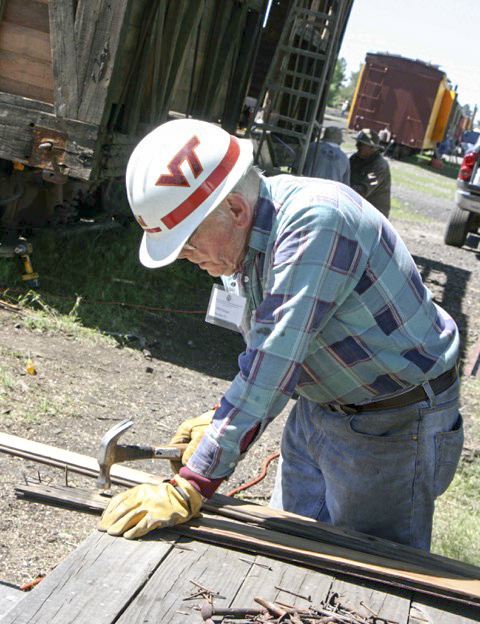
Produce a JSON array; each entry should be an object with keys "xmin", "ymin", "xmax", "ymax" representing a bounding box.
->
[
  {"xmin": 327, "ymin": 61, "xmax": 362, "ymax": 109},
  {"xmin": 326, "ymin": 57, "xmax": 347, "ymax": 106},
  {"xmin": 341, "ymin": 67, "xmax": 361, "ymax": 102}
]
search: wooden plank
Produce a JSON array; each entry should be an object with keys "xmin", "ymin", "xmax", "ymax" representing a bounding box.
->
[
  {"xmin": 0, "ymin": 20, "xmax": 51, "ymax": 61},
  {"xmin": 14, "ymin": 483, "xmax": 480, "ymax": 608},
  {"xmin": 0, "ymin": 119, "xmax": 94, "ymax": 180},
  {"xmin": 0, "ymin": 531, "xmax": 175, "ymax": 624},
  {"xmin": 72, "ymin": 0, "xmax": 103, "ymax": 98},
  {"xmin": 0, "ymin": 431, "xmax": 164, "ymax": 487},
  {"xmin": 232, "ymin": 554, "xmax": 334, "ymax": 611},
  {"xmin": 4, "ymin": 431, "xmax": 480, "ymax": 581},
  {"xmin": 115, "ymin": 537, "xmax": 253, "ymax": 624},
  {"xmin": 409, "ymin": 600, "xmax": 480, "ymax": 623},
  {"xmin": 2, "ymin": 0, "xmax": 50, "ymax": 33},
  {"xmin": 0, "ymin": 76, "xmax": 53, "ymax": 105},
  {"xmin": 0, "ymin": 583, "xmax": 23, "ymax": 619},
  {"xmin": 157, "ymin": 0, "xmax": 204, "ymax": 120},
  {"xmin": 75, "ymin": 0, "xmax": 132, "ymax": 126},
  {"xmin": 329, "ymin": 578, "xmax": 410, "ymax": 623},
  {"xmin": 0, "ymin": 91, "xmax": 53, "ymax": 112},
  {"xmin": 0, "ymin": 49, "xmax": 53, "ymax": 90},
  {"xmin": 178, "ymin": 516, "xmax": 480, "ymax": 606},
  {"xmin": 2, "ymin": 508, "xmax": 477, "ymax": 624},
  {"xmin": 0, "ymin": 99, "xmax": 101, "ymax": 179},
  {"xmin": 48, "ymin": 0, "xmax": 79, "ymax": 117}
]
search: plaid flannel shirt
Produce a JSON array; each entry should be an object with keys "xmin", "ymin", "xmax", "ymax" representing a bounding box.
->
[{"xmin": 186, "ymin": 175, "xmax": 459, "ymax": 480}]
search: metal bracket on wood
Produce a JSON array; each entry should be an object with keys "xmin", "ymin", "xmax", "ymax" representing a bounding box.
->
[{"xmin": 30, "ymin": 126, "xmax": 69, "ymax": 182}]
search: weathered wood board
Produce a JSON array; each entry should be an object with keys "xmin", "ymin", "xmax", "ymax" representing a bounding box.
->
[
  {"xmin": 0, "ymin": 584, "xmax": 23, "ymax": 620},
  {"xmin": 0, "ymin": 0, "xmax": 53, "ymax": 103},
  {"xmin": 0, "ymin": 0, "xmax": 271, "ymax": 183},
  {"xmin": 1, "ymin": 530, "xmax": 479, "ymax": 624}
]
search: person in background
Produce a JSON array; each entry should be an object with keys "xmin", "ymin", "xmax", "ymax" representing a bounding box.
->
[
  {"xmin": 350, "ymin": 128, "xmax": 391, "ymax": 218},
  {"xmin": 294, "ymin": 126, "xmax": 350, "ymax": 184},
  {"xmin": 98, "ymin": 118, "xmax": 462, "ymax": 553}
]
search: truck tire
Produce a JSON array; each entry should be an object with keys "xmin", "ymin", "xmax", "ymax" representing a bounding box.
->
[{"xmin": 444, "ymin": 206, "xmax": 472, "ymax": 247}]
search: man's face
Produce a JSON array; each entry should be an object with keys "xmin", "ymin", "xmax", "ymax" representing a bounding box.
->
[
  {"xmin": 356, "ymin": 142, "xmax": 377, "ymax": 159},
  {"xmin": 178, "ymin": 197, "xmax": 248, "ymax": 277}
]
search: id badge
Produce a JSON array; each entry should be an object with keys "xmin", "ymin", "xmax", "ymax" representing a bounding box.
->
[{"xmin": 205, "ymin": 284, "xmax": 247, "ymax": 333}]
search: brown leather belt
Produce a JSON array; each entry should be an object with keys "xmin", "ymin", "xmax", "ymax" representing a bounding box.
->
[{"xmin": 344, "ymin": 366, "xmax": 458, "ymax": 413}]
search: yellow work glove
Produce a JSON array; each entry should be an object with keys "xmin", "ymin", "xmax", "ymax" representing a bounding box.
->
[
  {"xmin": 169, "ymin": 409, "xmax": 215, "ymax": 473},
  {"xmin": 97, "ymin": 475, "xmax": 204, "ymax": 540}
]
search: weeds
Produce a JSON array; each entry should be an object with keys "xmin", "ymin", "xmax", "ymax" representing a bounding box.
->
[
  {"xmin": 390, "ymin": 197, "xmax": 432, "ymax": 223},
  {"xmin": 432, "ymin": 459, "xmax": 480, "ymax": 564},
  {"xmin": 0, "ymin": 363, "xmax": 16, "ymax": 393},
  {"xmin": 390, "ymin": 160, "xmax": 456, "ymax": 200}
]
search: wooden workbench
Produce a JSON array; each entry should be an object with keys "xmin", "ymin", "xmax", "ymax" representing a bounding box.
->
[
  {"xmin": 1, "ymin": 433, "xmax": 480, "ymax": 623},
  {"xmin": 2, "ymin": 527, "xmax": 480, "ymax": 624}
]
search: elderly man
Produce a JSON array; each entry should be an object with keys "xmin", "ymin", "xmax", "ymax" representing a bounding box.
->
[
  {"xmin": 295, "ymin": 126, "xmax": 350, "ymax": 183},
  {"xmin": 99, "ymin": 119, "xmax": 462, "ymax": 551},
  {"xmin": 350, "ymin": 128, "xmax": 391, "ymax": 218}
]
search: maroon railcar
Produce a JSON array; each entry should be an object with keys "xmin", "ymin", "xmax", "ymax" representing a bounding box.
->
[{"xmin": 348, "ymin": 53, "xmax": 449, "ymax": 154}]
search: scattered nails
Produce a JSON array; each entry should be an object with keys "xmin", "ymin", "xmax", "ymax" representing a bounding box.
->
[
  {"xmin": 239, "ymin": 557, "xmax": 272, "ymax": 570},
  {"xmin": 275, "ymin": 586, "xmax": 312, "ymax": 601}
]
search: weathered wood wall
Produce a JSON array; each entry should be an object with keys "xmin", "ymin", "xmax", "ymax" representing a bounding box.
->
[
  {"xmin": 0, "ymin": 0, "xmax": 53, "ymax": 104},
  {"xmin": 0, "ymin": 0, "xmax": 266, "ymax": 181}
]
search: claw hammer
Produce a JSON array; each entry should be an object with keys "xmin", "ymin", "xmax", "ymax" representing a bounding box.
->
[{"xmin": 96, "ymin": 419, "xmax": 187, "ymax": 490}]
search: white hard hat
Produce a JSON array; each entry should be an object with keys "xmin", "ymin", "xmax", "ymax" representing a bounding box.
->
[{"xmin": 126, "ymin": 118, "xmax": 254, "ymax": 268}]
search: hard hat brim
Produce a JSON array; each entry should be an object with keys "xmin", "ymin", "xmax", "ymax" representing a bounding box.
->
[{"xmin": 138, "ymin": 136, "xmax": 254, "ymax": 269}]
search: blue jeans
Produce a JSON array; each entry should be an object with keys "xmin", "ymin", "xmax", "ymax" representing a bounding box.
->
[{"xmin": 270, "ymin": 379, "xmax": 463, "ymax": 550}]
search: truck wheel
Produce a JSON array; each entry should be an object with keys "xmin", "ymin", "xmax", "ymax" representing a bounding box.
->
[{"xmin": 444, "ymin": 206, "xmax": 472, "ymax": 247}]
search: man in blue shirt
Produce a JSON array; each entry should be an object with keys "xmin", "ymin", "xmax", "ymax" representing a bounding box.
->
[
  {"xmin": 294, "ymin": 126, "xmax": 350, "ymax": 184},
  {"xmin": 99, "ymin": 119, "xmax": 462, "ymax": 551}
]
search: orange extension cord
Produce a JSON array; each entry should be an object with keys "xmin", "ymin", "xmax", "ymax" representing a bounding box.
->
[
  {"xmin": 226, "ymin": 451, "xmax": 280, "ymax": 497},
  {"xmin": 20, "ymin": 577, "xmax": 45, "ymax": 591}
]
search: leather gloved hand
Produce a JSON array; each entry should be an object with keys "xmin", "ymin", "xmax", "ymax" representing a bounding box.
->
[
  {"xmin": 97, "ymin": 475, "xmax": 204, "ymax": 539},
  {"xmin": 169, "ymin": 409, "xmax": 215, "ymax": 473}
]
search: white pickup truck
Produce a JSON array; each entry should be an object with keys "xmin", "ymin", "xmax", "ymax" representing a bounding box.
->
[{"xmin": 444, "ymin": 138, "xmax": 480, "ymax": 247}]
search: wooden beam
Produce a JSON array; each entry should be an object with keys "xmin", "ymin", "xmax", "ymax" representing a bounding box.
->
[
  {"xmin": 0, "ymin": 94, "xmax": 101, "ymax": 180},
  {"xmin": 0, "ymin": 430, "xmax": 164, "ymax": 488},
  {"xmin": 75, "ymin": 0, "xmax": 133, "ymax": 126},
  {"xmin": 14, "ymin": 483, "xmax": 480, "ymax": 608},
  {"xmin": 48, "ymin": 0, "xmax": 79, "ymax": 117}
]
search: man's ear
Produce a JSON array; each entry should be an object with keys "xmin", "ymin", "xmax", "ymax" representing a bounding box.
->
[{"xmin": 227, "ymin": 193, "xmax": 251, "ymax": 229}]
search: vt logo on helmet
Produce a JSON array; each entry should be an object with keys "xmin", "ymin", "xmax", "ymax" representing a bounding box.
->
[
  {"xmin": 155, "ymin": 136, "xmax": 203, "ymax": 187},
  {"xmin": 126, "ymin": 119, "xmax": 254, "ymax": 268}
]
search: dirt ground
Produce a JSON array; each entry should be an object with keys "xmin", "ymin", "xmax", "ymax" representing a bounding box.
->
[{"xmin": 1, "ymin": 158, "xmax": 480, "ymax": 589}]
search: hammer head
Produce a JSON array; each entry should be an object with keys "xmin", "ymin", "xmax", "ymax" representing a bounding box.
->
[{"xmin": 96, "ymin": 419, "xmax": 133, "ymax": 490}]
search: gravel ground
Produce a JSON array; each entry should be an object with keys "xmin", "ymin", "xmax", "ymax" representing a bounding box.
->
[{"xmin": 0, "ymin": 156, "xmax": 479, "ymax": 589}]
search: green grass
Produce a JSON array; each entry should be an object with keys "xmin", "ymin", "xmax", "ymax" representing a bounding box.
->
[
  {"xmin": 432, "ymin": 459, "xmax": 480, "ymax": 564},
  {"xmin": 0, "ymin": 223, "xmax": 214, "ymax": 338},
  {"xmin": 0, "ymin": 362, "xmax": 16, "ymax": 392},
  {"xmin": 390, "ymin": 197, "xmax": 433, "ymax": 223},
  {"xmin": 390, "ymin": 160, "xmax": 457, "ymax": 200},
  {"xmin": 412, "ymin": 153, "xmax": 461, "ymax": 180}
]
